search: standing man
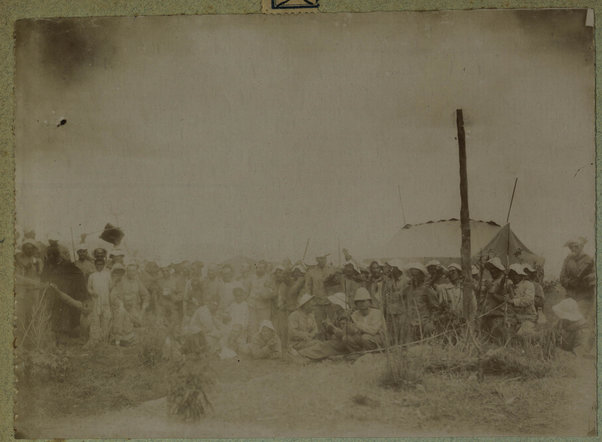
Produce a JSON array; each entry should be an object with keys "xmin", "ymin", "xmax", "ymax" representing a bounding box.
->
[
  {"xmin": 86, "ymin": 257, "xmax": 113, "ymax": 345},
  {"xmin": 506, "ymin": 264, "xmax": 537, "ymax": 337},
  {"xmin": 403, "ymin": 263, "xmax": 439, "ymax": 339},
  {"xmin": 382, "ymin": 259, "xmax": 409, "ymax": 345},
  {"xmin": 74, "ymin": 245, "xmax": 95, "ymax": 282},
  {"xmin": 367, "ymin": 261, "xmax": 385, "ymax": 309},
  {"xmin": 247, "ymin": 260, "xmax": 275, "ymax": 335},
  {"xmin": 305, "ymin": 253, "xmax": 337, "ymax": 339}
]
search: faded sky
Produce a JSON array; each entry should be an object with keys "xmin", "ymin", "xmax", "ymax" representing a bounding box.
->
[{"xmin": 15, "ymin": 10, "xmax": 595, "ymax": 275}]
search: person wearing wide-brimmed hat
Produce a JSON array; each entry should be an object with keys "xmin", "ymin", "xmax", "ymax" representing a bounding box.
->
[
  {"xmin": 247, "ymin": 260, "xmax": 276, "ymax": 336},
  {"xmin": 287, "ymin": 293, "xmax": 319, "ymax": 351},
  {"xmin": 437, "ymin": 263, "xmax": 475, "ymax": 319},
  {"xmin": 402, "ymin": 263, "xmax": 439, "ymax": 340},
  {"xmin": 425, "ymin": 259, "xmax": 448, "ymax": 289},
  {"xmin": 345, "ymin": 287, "xmax": 385, "ymax": 351}
]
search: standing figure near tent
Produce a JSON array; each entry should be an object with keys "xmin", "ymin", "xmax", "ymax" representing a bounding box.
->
[
  {"xmin": 366, "ymin": 261, "xmax": 385, "ymax": 309},
  {"xmin": 437, "ymin": 263, "xmax": 475, "ymax": 321},
  {"xmin": 86, "ymin": 257, "xmax": 113, "ymax": 345},
  {"xmin": 506, "ymin": 264, "xmax": 537, "ymax": 337},
  {"xmin": 560, "ymin": 237, "xmax": 595, "ymax": 351},
  {"xmin": 480, "ymin": 257, "xmax": 510, "ymax": 342},
  {"xmin": 382, "ymin": 259, "xmax": 409, "ymax": 345},
  {"xmin": 523, "ymin": 264, "xmax": 545, "ymax": 322},
  {"xmin": 403, "ymin": 263, "xmax": 439, "ymax": 340}
]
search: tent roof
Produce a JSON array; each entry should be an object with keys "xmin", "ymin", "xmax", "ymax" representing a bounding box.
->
[{"xmin": 379, "ymin": 219, "xmax": 543, "ymax": 265}]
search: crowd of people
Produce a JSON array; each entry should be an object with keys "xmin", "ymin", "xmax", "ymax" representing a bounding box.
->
[{"xmin": 14, "ymin": 229, "xmax": 596, "ymax": 361}]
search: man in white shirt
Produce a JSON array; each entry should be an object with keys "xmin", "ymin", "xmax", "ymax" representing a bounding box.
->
[{"xmin": 86, "ymin": 258, "xmax": 113, "ymax": 344}]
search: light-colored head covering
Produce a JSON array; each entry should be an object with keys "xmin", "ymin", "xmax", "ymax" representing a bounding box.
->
[
  {"xmin": 232, "ymin": 283, "xmax": 246, "ymax": 294},
  {"xmin": 447, "ymin": 263, "xmax": 462, "ymax": 273},
  {"xmin": 259, "ymin": 320, "xmax": 276, "ymax": 332},
  {"xmin": 297, "ymin": 293, "xmax": 314, "ymax": 309},
  {"xmin": 182, "ymin": 324, "xmax": 202, "ymax": 336},
  {"xmin": 471, "ymin": 265, "xmax": 480, "ymax": 276},
  {"xmin": 426, "ymin": 259, "xmax": 442, "ymax": 268},
  {"xmin": 508, "ymin": 263, "xmax": 527, "ymax": 276},
  {"xmin": 328, "ymin": 292, "xmax": 349, "ymax": 310},
  {"xmin": 354, "ymin": 287, "xmax": 371, "ymax": 302},
  {"xmin": 344, "ymin": 260, "xmax": 361, "ymax": 273},
  {"xmin": 564, "ymin": 237, "xmax": 587, "ymax": 248},
  {"xmin": 408, "ymin": 262, "xmax": 428, "ymax": 275},
  {"xmin": 552, "ymin": 298, "xmax": 584, "ymax": 322},
  {"xmin": 76, "ymin": 244, "xmax": 88, "ymax": 251},
  {"xmin": 109, "ymin": 249, "xmax": 125, "ymax": 257},
  {"xmin": 485, "ymin": 257, "xmax": 505, "ymax": 272},
  {"xmin": 272, "ymin": 265, "xmax": 285, "ymax": 274},
  {"xmin": 292, "ymin": 262, "xmax": 307, "ymax": 273},
  {"xmin": 111, "ymin": 263, "xmax": 126, "ymax": 273}
]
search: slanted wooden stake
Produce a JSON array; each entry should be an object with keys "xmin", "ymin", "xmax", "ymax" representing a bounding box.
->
[{"xmin": 456, "ymin": 109, "xmax": 475, "ymax": 320}]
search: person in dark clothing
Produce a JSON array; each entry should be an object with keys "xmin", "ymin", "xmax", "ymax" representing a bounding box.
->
[{"xmin": 40, "ymin": 245, "xmax": 88, "ymax": 339}]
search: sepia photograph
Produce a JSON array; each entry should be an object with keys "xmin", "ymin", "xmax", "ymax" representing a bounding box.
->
[{"xmin": 13, "ymin": 9, "xmax": 596, "ymax": 438}]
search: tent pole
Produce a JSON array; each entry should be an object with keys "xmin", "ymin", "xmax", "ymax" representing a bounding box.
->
[
  {"xmin": 456, "ymin": 109, "xmax": 474, "ymax": 321},
  {"xmin": 506, "ymin": 178, "xmax": 518, "ymax": 224}
]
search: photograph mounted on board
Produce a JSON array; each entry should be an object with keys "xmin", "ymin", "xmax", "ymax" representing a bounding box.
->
[{"xmin": 13, "ymin": 9, "xmax": 596, "ymax": 438}]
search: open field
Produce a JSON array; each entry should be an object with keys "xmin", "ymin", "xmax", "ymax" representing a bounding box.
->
[{"xmin": 15, "ymin": 338, "xmax": 596, "ymax": 439}]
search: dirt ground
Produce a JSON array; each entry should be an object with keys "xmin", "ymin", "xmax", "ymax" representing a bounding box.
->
[{"xmin": 15, "ymin": 339, "xmax": 597, "ymax": 439}]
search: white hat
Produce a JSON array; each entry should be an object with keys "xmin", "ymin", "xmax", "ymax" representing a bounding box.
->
[
  {"xmin": 552, "ymin": 298, "xmax": 584, "ymax": 322},
  {"xmin": 259, "ymin": 320, "xmax": 276, "ymax": 332},
  {"xmin": 297, "ymin": 293, "xmax": 314, "ymax": 308},
  {"xmin": 447, "ymin": 263, "xmax": 462, "ymax": 272},
  {"xmin": 508, "ymin": 263, "xmax": 527, "ymax": 276},
  {"xmin": 292, "ymin": 262, "xmax": 307, "ymax": 273},
  {"xmin": 76, "ymin": 244, "xmax": 88, "ymax": 251},
  {"xmin": 354, "ymin": 287, "xmax": 371, "ymax": 302},
  {"xmin": 485, "ymin": 257, "xmax": 505, "ymax": 272},
  {"xmin": 315, "ymin": 253, "xmax": 330, "ymax": 260},
  {"xmin": 471, "ymin": 265, "xmax": 480, "ymax": 276},
  {"xmin": 328, "ymin": 292, "xmax": 349, "ymax": 310},
  {"xmin": 110, "ymin": 249, "xmax": 126, "ymax": 257},
  {"xmin": 232, "ymin": 282, "xmax": 245, "ymax": 292},
  {"xmin": 426, "ymin": 259, "xmax": 442, "ymax": 268},
  {"xmin": 272, "ymin": 265, "xmax": 285, "ymax": 274},
  {"xmin": 408, "ymin": 262, "xmax": 428, "ymax": 275},
  {"xmin": 111, "ymin": 263, "xmax": 126, "ymax": 272}
]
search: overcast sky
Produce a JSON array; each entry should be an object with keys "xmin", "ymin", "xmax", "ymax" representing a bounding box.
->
[{"xmin": 15, "ymin": 10, "xmax": 595, "ymax": 274}]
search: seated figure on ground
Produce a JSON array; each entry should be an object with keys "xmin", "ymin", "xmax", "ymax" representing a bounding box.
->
[
  {"xmin": 552, "ymin": 298, "xmax": 591, "ymax": 357},
  {"xmin": 288, "ymin": 293, "xmax": 320, "ymax": 351},
  {"xmin": 344, "ymin": 287, "xmax": 385, "ymax": 351},
  {"xmin": 249, "ymin": 320, "xmax": 282, "ymax": 360}
]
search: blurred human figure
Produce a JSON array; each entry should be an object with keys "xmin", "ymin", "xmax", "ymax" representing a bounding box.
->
[
  {"xmin": 367, "ymin": 260, "xmax": 384, "ymax": 309},
  {"xmin": 560, "ymin": 237, "xmax": 595, "ymax": 347},
  {"xmin": 403, "ymin": 263, "xmax": 439, "ymax": 339},
  {"xmin": 249, "ymin": 320, "xmax": 282, "ymax": 360},
  {"xmin": 505, "ymin": 264, "xmax": 536, "ymax": 336},
  {"xmin": 247, "ymin": 260, "xmax": 275, "ymax": 335},
  {"xmin": 41, "ymin": 244, "xmax": 88, "ymax": 339},
  {"xmin": 86, "ymin": 257, "xmax": 113, "ymax": 345},
  {"xmin": 15, "ymin": 238, "xmax": 43, "ymax": 347},
  {"xmin": 524, "ymin": 263, "xmax": 545, "ymax": 322},
  {"xmin": 226, "ymin": 284, "xmax": 250, "ymax": 352},
  {"xmin": 288, "ymin": 293, "xmax": 320, "ymax": 351},
  {"xmin": 189, "ymin": 300, "xmax": 223, "ymax": 353},
  {"xmin": 109, "ymin": 264, "xmax": 135, "ymax": 346},
  {"xmin": 110, "ymin": 262, "xmax": 150, "ymax": 326},
  {"xmin": 218, "ymin": 264, "xmax": 238, "ymax": 312},
  {"xmin": 345, "ymin": 287, "xmax": 385, "ymax": 351},
  {"xmin": 305, "ymin": 254, "xmax": 337, "ymax": 338},
  {"xmin": 382, "ymin": 259, "xmax": 409, "ymax": 345},
  {"xmin": 202, "ymin": 264, "xmax": 223, "ymax": 306},
  {"xmin": 426, "ymin": 260, "xmax": 448, "ymax": 290},
  {"xmin": 480, "ymin": 257, "xmax": 511, "ymax": 341},
  {"xmin": 74, "ymin": 245, "xmax": 95, "ymax": 281}
]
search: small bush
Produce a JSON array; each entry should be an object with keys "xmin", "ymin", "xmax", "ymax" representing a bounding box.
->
[{"xmin": 380, "ymin": 347, "xmax": 424, "ymax": 391}]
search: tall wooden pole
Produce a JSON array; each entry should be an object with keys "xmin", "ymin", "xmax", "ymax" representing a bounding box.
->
[{"xmin": 456, "ymin": 109, "xmax": 474, "ymax": 320}]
